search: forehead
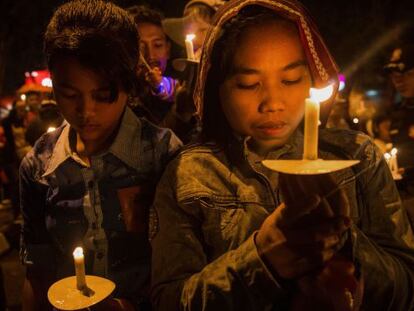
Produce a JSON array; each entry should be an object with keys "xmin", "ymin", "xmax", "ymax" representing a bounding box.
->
[
  {"xmin": 137, "ymin": 22, "xmax": 166, "ymax": 40},
  {"xmin": 233, "ymin": 21, "xmax": 305, "ymax": 68},
  {"xmin": 51, "ymin": 56, "xmax": 107, "ymax": 89}
]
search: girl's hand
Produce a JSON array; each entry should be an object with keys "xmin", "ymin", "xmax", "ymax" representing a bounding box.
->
[
  {"xmin": 255, "ymin": 173, "xmax": 351, "ymax": 280},
  {"xmin": 292, "ymin": 255, "xmax": 363, "ymax": 311}
]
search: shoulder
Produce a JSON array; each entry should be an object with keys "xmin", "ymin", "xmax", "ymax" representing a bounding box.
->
[
  {"xmin": 161, "ymin": 142, "xmax": 226, "ymax": 184},
  {"xmin": 138, "ymin": 117, "xmax": 182, "ymax": 154},
  {"xmin": 20, "ymin": 125, "xmax": 64, "ymax": 179},
  {"xmin": 319, "ymin": 128, "xmax": 377, "ymax": 160}
]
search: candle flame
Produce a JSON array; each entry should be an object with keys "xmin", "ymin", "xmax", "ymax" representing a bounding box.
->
[
  {"xmin": 391, "ymin": 148, "xmax": 398, "ymax": 156},
  {"xmin": 73, "ymin": 247, "xmax": 84, "ymax": 258},
  {"xmin": 309, "ymin": 84, "xmax": 335, "ymax": 103},
  {"xmin": 47, "ymin": 127, "xmax": 56, "ymax": 133},
  {"xmin": 186, "ymin": 34, "xmax": 196, "ymax": 41}
]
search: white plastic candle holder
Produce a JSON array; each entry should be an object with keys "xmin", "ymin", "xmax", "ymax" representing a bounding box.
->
[
  {"xmin": 47, "ymin": 275, "xmax": 115, "ymax": 310},
  {"xmin": 262, "ymin": 158, "xmax": 360, "ymax": 175}
]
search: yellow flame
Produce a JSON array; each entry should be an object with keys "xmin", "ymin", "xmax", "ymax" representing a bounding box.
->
[
  {"xmin": 309, "ymin": 84, "xmax": 335, "ymax": 103},
  {"xmin": 47, "ymin": 127, "xmax": 56, "ymax": 133},
  {"xmin": 186, "ymin": 34, "xmax": 196, "ymax": 41}
]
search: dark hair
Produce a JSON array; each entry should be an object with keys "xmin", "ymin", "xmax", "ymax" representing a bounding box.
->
[
  {"xmin": 44, "ymin": 0, "xmax": 139, "ymax": 100},
  {"xmin": 127, "ymin": 5, "xmax": 164, "ymax": 27},
  {"xmin": 201, "ymin": 6, "xmax": 298, "ymax": 145},
  {"xmin": 185, "ymin": 3, "xmax": 216, "ymax": 23}
]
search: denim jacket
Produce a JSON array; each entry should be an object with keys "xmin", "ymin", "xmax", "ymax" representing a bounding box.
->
[
  {"xmin": 20, "ymin": 107, "xmax": 181, "ymax": 308},
  {"xmin": 150, "ymin": 128, "xmax": 414, "ymax": 311}
]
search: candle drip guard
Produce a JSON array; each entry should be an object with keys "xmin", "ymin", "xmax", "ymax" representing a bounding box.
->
[{"xmin": 47, "ymin": 275, "xmax": 115, "ymax": 310}]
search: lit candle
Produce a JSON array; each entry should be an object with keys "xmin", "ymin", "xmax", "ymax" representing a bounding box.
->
[
  {"xmin": 73, "ymin": 247, "xmax": 87, "ymax": 290},
  {"xmin": 303, "ymin": 84, "xmax": 334, "ymax": 160},
  {"xmin": 185, "ymin": 34, "xmax": 196, "ymax": 61},
  {"xmin": 390, "ymin": 147, "xmax": 399, "ymax": 173}
]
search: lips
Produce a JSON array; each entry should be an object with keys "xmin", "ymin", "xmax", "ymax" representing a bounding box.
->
[{"xmin": 254, "ymin": 121, "xmax": 288, "ymax": 136}]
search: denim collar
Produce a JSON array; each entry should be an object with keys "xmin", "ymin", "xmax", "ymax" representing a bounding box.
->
[{"xmin": 43, "ymin": 107, "xmax": 141, "ymax": 177}]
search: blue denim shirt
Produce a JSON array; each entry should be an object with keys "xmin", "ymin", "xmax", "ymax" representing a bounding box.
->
[
  {"xmin": 150, "ymin": 128, "xmax": 414, "ymax": 311},
  {"xmin": 20, "ymin": 107, "xmax": 182, "ymax": 307}
]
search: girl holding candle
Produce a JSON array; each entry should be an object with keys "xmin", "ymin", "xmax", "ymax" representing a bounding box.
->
[
  {"xmin": 19, "ymin": 1, "xmax": 181, "ymax": 310},
  {"xmin": 150, "ymin": 0, "xmax": 414, "ymax": 310}
]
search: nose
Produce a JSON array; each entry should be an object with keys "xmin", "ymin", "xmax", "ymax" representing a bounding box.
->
[
  {"xmin": 147, "ymin": 45, "xmax": 158, "ymax": 62},
  {"xmin": 259, "ymin": 85, "xmax": 285, "ymax": 113},
  {"xmin": 77, "ymin": 97, "xmax": 97, "ymax": 120}
]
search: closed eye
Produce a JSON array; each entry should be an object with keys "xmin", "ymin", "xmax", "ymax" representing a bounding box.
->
[
  {"xmin": 282, "ymin": 77, "xmax": 302, "ymax": 85},
  {"xmin": 236, "ymin": 83, "xmax": 260, "ymax": 90}
]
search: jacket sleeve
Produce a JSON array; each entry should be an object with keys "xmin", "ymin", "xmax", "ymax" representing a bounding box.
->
[
  {"xmin": 353, "ymin": 139, "xmax": 414, "ymax": 310},
  {"xmin": 150, "ymin": 166, "xmax": 287, "ymax": 311},
  {"xmin": 19, "ymin": 153, "xmax": 56, "ymax": 275}
]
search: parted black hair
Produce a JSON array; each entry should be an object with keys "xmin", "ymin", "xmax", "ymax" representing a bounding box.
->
[
  {"xmin": 44, "ymin": 0, "xmax": 139, "ymax": 101},
  {"xmin": 201, "ymin": 6, "xmax": 298, "ymax": 146}
]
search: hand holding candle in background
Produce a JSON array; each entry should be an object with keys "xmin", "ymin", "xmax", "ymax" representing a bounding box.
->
[{"xmin": 73, "ymin": 246, "xmax": 87, "ymax": 291}]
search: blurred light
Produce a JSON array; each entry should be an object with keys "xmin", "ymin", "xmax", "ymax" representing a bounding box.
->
[
  {"xmin": 25, "ymin": 72, "xmax": 30, "ymax": 77},
  {"xmin": 391, "ymin": 148, "xmax": 398, "ymax": 156},
  {"xmin": 353, "ymin": 118, "xmax": 359, "ymax": 124},
  {"xmin": 186, "ymin": 34, "xmax": 196, "ymax": 41},
  {"xmin": 20, "ymin": 94, "xmax": 26, "ymax": 101},
  {"xmin": 47, "ymin": 127, "xmax": 56, "ymax": 133},
  {"xmin": 338, "ymin": 81, "xmax": 345, "ymax": 91},
  {"xmin": 384, "ymin": 153, "xmax": 391, "ymax": 161},
  {"xmin": 41, "ymin": 77, "xmax": 53, "ymax": 87},
  {"xmin": 366, "ymin": 89, "xmax": 379, "ymax": 97},
  {"xmin": 31, "ymin": 71, "xmax": 38, "ymax": 77},
  {"xmin": 310, "ymin": 84, "xmax": 334, "ymax": 102}
]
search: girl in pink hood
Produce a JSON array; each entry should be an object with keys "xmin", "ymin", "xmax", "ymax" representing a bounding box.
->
[{"xmin": 150, "ymin": 1, "xmax": 414, "ymax": 310}]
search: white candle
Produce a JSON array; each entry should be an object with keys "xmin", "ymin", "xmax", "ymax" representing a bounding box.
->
[
  {"xmin": 73, "ymin": 247, "xmax": 87, "ymax": 290},
  {"xmin": 303, "ymin": 84, "xmax": 334, "ymax": 160},
  {"xmin": 185, "ymin": 34, "xmax": 196, "ymax": 60},
  {"xmin": 304, "ymin": 97, "xmax": 319, "ymax": 160},
  {"xmin": 390, "ymin": 148, "xmax": 399, "ymax": 173}
]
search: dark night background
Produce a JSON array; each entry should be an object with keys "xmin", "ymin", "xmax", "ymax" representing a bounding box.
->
[{"xmin": 0, "ymin": 0, "xmax": 414, "ymax": 96}]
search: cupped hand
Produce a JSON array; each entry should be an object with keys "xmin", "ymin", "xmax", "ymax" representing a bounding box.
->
[{"xmin": 255, "ymin": 173, "xmax": 351, "ymax": 280}]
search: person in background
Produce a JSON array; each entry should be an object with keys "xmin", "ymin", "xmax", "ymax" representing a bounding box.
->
[
  {"xmin": 371, "ymin": 114, "xmax": 392, "ymax": 154},
  {"xmin": 25, "ymin": 99, "xmax": 64, "ymax": 146},
  {"xmin": 182, "ymin": 0, "xmax": 225, "ymax": 59},
  {"xmin": 385, "ymin": 42, "xmax": 414, "ymax": 184},
  {"xmin": 20, "ymin": 1, "xmax": 181, "ymax": 310},
  {"xmin": 1, "ymin": 99, "xmax": 31, "ymax": 216},
  {"xmin": 25, "ymin": 91, "xmax": 42, "ymax": 123},
  {"xmin": 150, "ymin": 1, "xmax": 414, "ymax": 310},
  {"xmin": 127, "ymin": 5, "xmax": 177, "ymax": 121},
  {"xmin": 128, "ymin": 5, "xmax": 200, "ymax": 143}
]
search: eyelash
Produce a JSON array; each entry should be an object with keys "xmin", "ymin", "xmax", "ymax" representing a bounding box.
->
[
  {"xmin": 237, "ymin": 83, "xmax": 259, "ymax": 90},
  {"xmin": 282, "ymin": 77, "xmax": 303, "ymax": 85},
  {"xmin": 237, "ymin": 77, "xmax": 303, "ymax": 90}
]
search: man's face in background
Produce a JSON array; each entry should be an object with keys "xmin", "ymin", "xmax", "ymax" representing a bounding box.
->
[{"xmin": 137, "ymin": 22, "xmax": 170, "ymax": 73}]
